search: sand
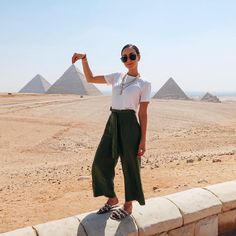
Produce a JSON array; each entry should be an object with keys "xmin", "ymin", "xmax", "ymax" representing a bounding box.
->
[{"xmin": 0, "ymin": 93, "xmax": 236, "ymax": 233}]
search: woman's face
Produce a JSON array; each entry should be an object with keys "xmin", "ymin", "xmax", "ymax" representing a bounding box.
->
[{"xmin": 121, "ymin": 47, "xmax": 140, "ymax": 70}]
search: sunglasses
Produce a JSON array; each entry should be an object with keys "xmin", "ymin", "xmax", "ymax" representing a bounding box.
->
[{"xmin": 120, "ymin": 53, "xmax": 137, "ymax": 63}]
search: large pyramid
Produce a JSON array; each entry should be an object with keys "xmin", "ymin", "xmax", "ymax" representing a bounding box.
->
[
  {"xmin": 201, "ymin": 92, "xmax": 221, "ymax": 103},
  {"xmin": 19, "ymin": 74, "xmax": 51, "ymax": 93},
  {"xmin": 153, "ymin": 77, "xmax": 189, "ymax": 100},
  {"xmin": 46, "ymin": 64, "xmax": 102, "ymax": 95}
]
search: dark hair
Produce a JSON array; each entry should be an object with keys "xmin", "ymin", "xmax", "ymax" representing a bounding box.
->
[{"xmin": 121, "ymin": 44, "xmax": 140, "ymax": 55}]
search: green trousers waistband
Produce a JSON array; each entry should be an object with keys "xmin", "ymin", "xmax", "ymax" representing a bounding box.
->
[{"xmin": 109, "ymin": 106, "xmax": 135, "ymax": 113}]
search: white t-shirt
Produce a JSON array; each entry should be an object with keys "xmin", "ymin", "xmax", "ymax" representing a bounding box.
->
[{"xmin": 104, "ymin": 72, "xmax": 151, "ymax": 112}]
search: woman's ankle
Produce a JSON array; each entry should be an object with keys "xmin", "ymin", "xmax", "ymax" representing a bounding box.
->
[
  {"xmin": 124, "ymin": 200, "xmax": 132, "ymax": 205},
  {"xmin": 107, "ymin": 197, "xmax": 118, "ymax": 205},
  {"xmin": 123, "ymin": 201, "xmax": 133, "ymax": 213},
  {"xmin": 124, "ymin": 201, "xmax": 132, "ymax": 208}
]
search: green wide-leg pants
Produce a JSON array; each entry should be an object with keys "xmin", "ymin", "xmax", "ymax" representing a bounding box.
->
[{"xmin": 92, "ymin": 107, "xmax": 145, "ymax": 205}]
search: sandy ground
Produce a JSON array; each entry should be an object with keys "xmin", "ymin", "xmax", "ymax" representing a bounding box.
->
[{"xmin": 0, "ymin": 93, "xmax": 236, "ymax": 233}]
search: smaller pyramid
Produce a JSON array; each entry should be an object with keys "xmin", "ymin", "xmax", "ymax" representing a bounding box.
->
[
  {"xmin": 153, "ymin": 77, "xmax": 189, "ymax": 100},
  {"xmin": 46, "ymin": 64, "xmax": 102, "ymax": 95},
  {"xmin": 201, "ymin": 92, "xmax": 221, "ymax": 103},
  {"xmin": 19, "ymin": 74, "xmax": 51, "ymax": 94}
]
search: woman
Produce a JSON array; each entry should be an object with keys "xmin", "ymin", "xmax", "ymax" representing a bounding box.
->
[{"xmin": 72, "ymin": 44, "xmax": 151, "ymax": 220}]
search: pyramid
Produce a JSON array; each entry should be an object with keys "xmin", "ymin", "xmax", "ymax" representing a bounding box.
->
[
  {"xmin": 201, "ymin": 92, "xmax": 221, "ymax": 103},
  {"xmin": 19, "ymin": 74, "xmax": 51, "ymax": 94},
  {"xmin": 153, "ymin": 77, "xmax": 189, "ymax": 100},
  {"xmin": 46, "ymin": 64, "xmax": 102, "ymax": 95}
]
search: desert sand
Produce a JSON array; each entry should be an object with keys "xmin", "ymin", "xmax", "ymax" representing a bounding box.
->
[{"xmin": 0, "ymin": 93, "xmax": 236, "ymax": 233}]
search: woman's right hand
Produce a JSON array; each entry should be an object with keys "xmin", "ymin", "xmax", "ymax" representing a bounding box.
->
[{"xmin": 72, "ymin": 53, "xmax": 86, "ymax": 64}]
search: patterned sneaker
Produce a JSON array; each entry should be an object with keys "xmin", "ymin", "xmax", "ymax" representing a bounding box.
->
[
  {"xmin": 96, "ymin": 203, "xmax": 119, "ymax": 214},
  {"xmin": 109, "ymin": 208, "xmax": 131, "ymax": 220}
]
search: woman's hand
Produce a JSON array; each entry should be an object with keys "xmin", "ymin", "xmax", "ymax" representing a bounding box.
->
[
  {"xmin": 72, "ymin": 53, "xmax": 86, "ymax": 64},
  {"xmin": 137, "ymin": 140, "xmax": 146, "ymax": 157}
]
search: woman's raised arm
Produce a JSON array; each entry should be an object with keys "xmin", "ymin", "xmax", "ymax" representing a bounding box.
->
[{"xmin": 72, "ymin": 53, "xmax": 107, "ymax": 84}]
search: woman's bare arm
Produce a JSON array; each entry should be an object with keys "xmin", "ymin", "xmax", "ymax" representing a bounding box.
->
[
  {"xmin": 72, "ymin": 53, "xmax": 107, "ymax": 84},
  {"xmin": 137, "ymin": 102, "xmax": 149, "ymax": 156}
]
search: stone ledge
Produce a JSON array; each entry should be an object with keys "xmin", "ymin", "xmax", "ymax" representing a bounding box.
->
[{"xmin": 3, "ymin": 180, "xmax": 236, "ymax": 236}]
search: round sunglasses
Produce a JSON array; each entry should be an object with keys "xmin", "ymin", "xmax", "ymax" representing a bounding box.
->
[{"xmin": 120, "ymin": 53, "xmax": 137, "ymax": 63}]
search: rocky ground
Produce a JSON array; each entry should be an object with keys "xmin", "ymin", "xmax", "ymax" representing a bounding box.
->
[{"xmin": 0, "ymin": 93, "xmax": 236, "ymax": 233}]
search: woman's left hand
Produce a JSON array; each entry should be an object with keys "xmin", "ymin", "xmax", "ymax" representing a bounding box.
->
[{"xmin": 137, "ymin": 140, "xmax": 146, "ymax": 157}]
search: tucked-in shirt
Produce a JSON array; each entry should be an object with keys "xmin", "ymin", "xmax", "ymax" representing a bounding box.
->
[{"xmin": 104, "ymin": 72, "xmax": 151, "ymax": 112}]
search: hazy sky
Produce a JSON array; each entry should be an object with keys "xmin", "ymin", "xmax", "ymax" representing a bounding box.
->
[{"xmin": 0, "ymin": 0, "xmax": 236, "ymax": 93}]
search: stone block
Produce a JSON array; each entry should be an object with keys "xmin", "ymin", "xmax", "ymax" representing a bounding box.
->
[
  {"xmin": 33, "ymin": 216, "xmax": 81, "ymax": 236},
  {"xmin": 195, "ymin": 215, "xmax": 218, "ymax": 236},
  {"xmin": 157, "ymin": 233, "xmax": 168, "ymax": 236},
  {"xmin": 218, "ymin": 209, "xmax": 236, "ymax": 234},
  {"xmin": 165, "ymin": 188, "xmax": 222, "ymax": 224},
  {"xmin": 204, "ymin": 181, "xmax": 236, "ymax": 211},
  {"xmin": 168, "ymin": 223, "xmax": 195, "ymax": 236},
  {"xmin": 0, "ymin": 227, "xmax": 36, "ymax": 236},
  {"xmin": 75, "ymin": 210, "xmax": 138, "ymax": 236},
  {"xmin": 132, "ymin": 197, "xmax": 182, "ymax": 236}
]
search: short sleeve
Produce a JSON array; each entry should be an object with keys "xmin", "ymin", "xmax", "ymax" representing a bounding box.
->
[
  {"xmin": 104, "ymin": 72, "xmax": 121, "ymax": 86},
  {"xmin": 140, "ymin": 82, "xmax": 151, "ymax": 102}
]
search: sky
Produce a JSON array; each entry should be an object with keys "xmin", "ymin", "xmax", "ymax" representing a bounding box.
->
[{"xmin": 0, "ymin": 0, "xmax": 236, "ymax": 93}]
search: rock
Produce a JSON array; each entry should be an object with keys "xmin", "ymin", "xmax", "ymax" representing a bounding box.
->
[
  {"xmin": 212, "ymin": 158, "xmax": 221, "ymax": 163},
  {"xmin": 198, "ymin": 179, "xmax": 208, "ymax": 184},
  {"xmin": 153, "ymin": 186, "xmax": 159, "ymax": 191},
  {"xmin": 187, "ymin": 159, "xmax": 194, "ymax": 163},
  {"xmin": 77, "ymin": 176, "xmax": 90, "ymax": 181},
  {"xmin": 175, "ymin": 184, "xmax": 182, "ymax": 189}
]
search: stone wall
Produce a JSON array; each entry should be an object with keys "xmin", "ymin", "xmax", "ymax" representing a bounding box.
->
[{"xmin": 1, "ymin": 180, "xmax": 236, "ymax": 236}]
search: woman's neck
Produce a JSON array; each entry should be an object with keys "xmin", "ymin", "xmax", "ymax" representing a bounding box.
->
[{"xmin": 127, "ymin": 68, "xmax": 139, "ymax": 77}]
